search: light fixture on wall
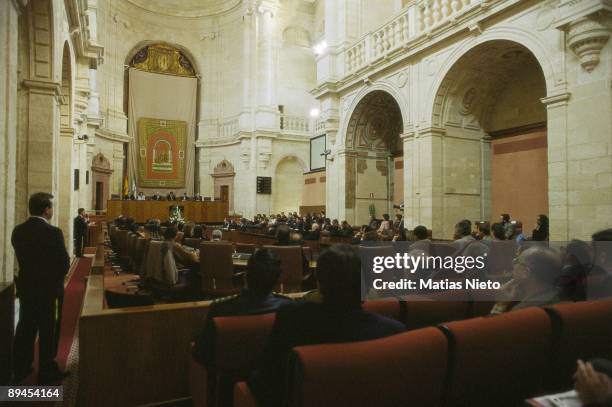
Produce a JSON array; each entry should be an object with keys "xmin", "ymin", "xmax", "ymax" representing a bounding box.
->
[
  {"xmin": 313, "ymin": 40, "xmax": 327, "ymax": 56},
  {"xmin": 77, "ymin": 134, "xmax": 89, "ymax": 141},
  {"xmin": 320, "ymin": 149, "xmax": 333, "ymax": 162},
  {"xmin": 309, "ymin": 108, "xmax": 320, "ymax": 118}
]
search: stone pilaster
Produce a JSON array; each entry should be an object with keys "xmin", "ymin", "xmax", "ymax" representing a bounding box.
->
[
  {"xmin": 0, "ymin": 0, "xmax": 21, "ymax": 283},
  {"xmin": 413, "ymin": 127, "xmax": 445, "ymax": 239}
]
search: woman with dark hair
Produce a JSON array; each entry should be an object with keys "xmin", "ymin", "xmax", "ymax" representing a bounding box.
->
[{"xmin": 532, "ymin": 214, "xmax": 549, "ymax": 241}]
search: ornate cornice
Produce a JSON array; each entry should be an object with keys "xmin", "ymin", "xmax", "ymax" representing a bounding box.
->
[
  {"xmin": 566, "ymin": 15, "xmax": 611, "ymax": 72},
  {"xmin": 95, "ymin": 128, "xmax": 131, "ymax": 143}
]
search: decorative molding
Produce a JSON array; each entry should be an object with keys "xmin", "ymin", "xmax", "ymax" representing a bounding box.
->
[
  {"xmin": 21, "ymin": 79, "xmax": 62, "ymax": 95},
  {"xmin": 95, "ymin": 128, "xmax": 131, "ymax": 143},
  {"xmin": 566, "ymin": 15, "xmax": 611, "ymax": 72},
  {"xmin": 540, "ymin": 92, "xmax": 572, "ymax": 107}
]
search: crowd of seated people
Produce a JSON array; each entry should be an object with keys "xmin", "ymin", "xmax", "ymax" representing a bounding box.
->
[{"xmin": 106, "ymin": 209, "xmax": 612, "ymax": 405}]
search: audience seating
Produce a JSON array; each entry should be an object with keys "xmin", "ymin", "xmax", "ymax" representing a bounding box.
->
[
  {"xmin": 401, "ymin": 292, "xmax": 471, "ymax": 330},
  {"xmin": 441, "ymin": 308, "xmax": 552, "ymax": 406},
  {"xmin": 233, "ymin": 382, "xmax": 258, "ymax": 407},
  {"xmin": 543, "ymin": 299, "xmax": 612, "ymax": 391},
  {"xmin": 183, "ymin": 237, "xmax": 201, "ymax": 249},
  {"xmin": 145, "ymin": 240, "xmax": 164, "ymax": 281},
  {"xmin": 235, "ymin": 243, "xmax": 256, "ymax": 254},
  {"xmin": 190, "ymin": 313, "xmax": 276, "ymax": 407},
  {"xmin": 204, "ymin": 300, "xmax": 612, "ymax": 407},
  {"xmin": 430, "ymin": 242, "xmax": 456, "ymax": 257},
  {"xmin": 286, "ymin": 328, "xmax": 448, "ymax": 407},
  {"xmin": 200, "ymin": 241, "xmax": 241, "ymax": 297},
  {"xmin": 362, "ymin": 299, "xmax": 402, "ymax": 322},
  {"xmin": 263, "ymin": 246, "xmax": 304, "ymax": 293}
]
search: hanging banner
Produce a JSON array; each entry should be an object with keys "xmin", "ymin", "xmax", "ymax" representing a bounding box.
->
[{"xmin": 137, "ymin": 117, "xmax": 186, "ymax": 188}]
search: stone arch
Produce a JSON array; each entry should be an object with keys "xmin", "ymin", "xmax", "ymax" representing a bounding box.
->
[
  {"xmin": 58, "ymin": 41, "xmax": 76, "ymax": 249},
  {"xmin": 424, "ymin": 37, "xmax": 550, "ymax": 238},
  {"xmin": 60, "ymin": 42, "xmax": 73, "ymax": 130},
  {"xmin": 212, "ymin": 159, "xmax": 236, "ymax": 211},
  {"xmin": 124, "ymin": 41, "xmax": 200, "ymax": 196},
  {"xmin": 272, "ymin": 155, "xmax": 307, "ymax": 215},
  {"xmin": 342, "ymin": 90, "xmax": 404, "ymax": 225},
  {"xmin": 125, "ymin": 41, "xmax": 199, "ymax": 76},
  {"xmin": 339, "ymin": 82, "xmax": 409, "ymax": 149},
  {"xmin": 424, "ymin": 26, "xmax": 560, "ymax": 127}
]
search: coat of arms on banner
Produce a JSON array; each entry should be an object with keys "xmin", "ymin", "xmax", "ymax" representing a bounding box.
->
[{"xmin": 137, "ymin": 117, "xmax": 186, "ymax": 188}]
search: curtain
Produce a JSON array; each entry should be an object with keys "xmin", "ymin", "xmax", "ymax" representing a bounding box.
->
[{"xmin": 128, "ymin": 68, "xmax": 197, "ymax": 195}]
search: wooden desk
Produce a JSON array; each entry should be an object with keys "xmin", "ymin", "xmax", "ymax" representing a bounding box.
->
[
  {"xmin": 106, "ymin": 200, "xmax": 228, "ymax": 223},
  {"xmin": 231, "ymin": 257, "xmax": 317, "ymax": 269}
]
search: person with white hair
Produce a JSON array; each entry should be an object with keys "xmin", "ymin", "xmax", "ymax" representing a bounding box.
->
[{"xmin": 211, "ymin": 229, "xmax": 222, "ymax": 241}]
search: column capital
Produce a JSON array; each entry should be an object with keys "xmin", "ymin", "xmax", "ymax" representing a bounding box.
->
[{"xmin": 416, "ymin": 126, "xmax": 446, "ymax": 138}]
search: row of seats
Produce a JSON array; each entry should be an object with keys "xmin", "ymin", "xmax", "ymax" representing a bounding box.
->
[
  {"xmin": 191, "ymin": 299, "xmax": 612, "ymax": 407},
  {"xmin": 108, "ymin": 227, "xmax": 312, "ymax": 297}
]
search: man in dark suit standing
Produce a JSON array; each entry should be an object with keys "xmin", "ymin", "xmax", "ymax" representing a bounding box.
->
[
  {"xmin": 73, "ymin": 208, "xmax": 88, "ymax": 257},
  {"xmin": 12, "ymin": 192, "xmax": 70, "ymax": 384}
]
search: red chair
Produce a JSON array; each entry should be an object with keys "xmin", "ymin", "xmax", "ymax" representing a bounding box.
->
[
  {"xmin": 362, "ymin": 299, "xmax": 403, "ymax": 322},
  {"xmin": 263, "ymin": 246, "xmax": 304, "ymax": 293},
  {"xmin": 233, "ymin": 382, "xmax": 258, "ymax": 407},
  {"xmin": 189, "ymin": 313, "xmax": 276, "ymax": 407},
  {"xmin": 200, "ymin": 241, "xmax": 241, "ymax": 297},
  {"xmin": 468, "ymin": 289, "xmax": 498, "ymax": 317},
  {"xmin": 401, "ymin": 291, "xmax": 471, "ymax": 330},
  {"xmin": 544, "ymin": 300, "xmax": 612, "ymax": 391},
  {"xmin": 288, "ymin": 328, "xmax": 448, "ymax": 407},
  {"xmin": 442, "ymin": 308, "xmax": 552, "ymax": 406}
]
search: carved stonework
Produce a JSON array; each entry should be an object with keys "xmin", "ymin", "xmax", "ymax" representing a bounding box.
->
[
  {"xmin": 376, "ymin": 160, "xmax": 388, "ymax": 176},
  {"xmin": 212, "ymin": 159, "xmax": 235, "ymax": 177},
  {"xmin": 567, "ymin": 15, "xmax": 611, "ymax": 72},
  {"xmin": 356, "ymin": 159, "xmax": 368, "ymax": 174},
  {"xmin": 345, "ymin": 154, "xmax": 356, "ymax": 209},
  {"xmin": 130, "ymin": 44, "xmax": 196, "ymax": 77},
  {"xmin": 91, "ymin": 153, "xmax": 112, "ymax": 174}
]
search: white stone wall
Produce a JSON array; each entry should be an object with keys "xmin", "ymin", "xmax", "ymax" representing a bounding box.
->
[{"xmin": 318, "ymin": 0, "xmax": 612, "ymax": 240}]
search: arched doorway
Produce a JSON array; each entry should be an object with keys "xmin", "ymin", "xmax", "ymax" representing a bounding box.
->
[
  {"xmin": 431, "ymin": 40, "xmax": 547, "ymax": 237},
  {"xmin": 212, "ymin": 160, "xmax": 235, "ymax": 212},
  {"xmin": 91, "ymin": 153, "xmax": 113, "ymax": 211},
  {"xmin": 58, "ymin": 42, "xmax": 75, "ymax": 247},
  {"xmin": 344, "ymin": 91, "xmax": 403, "ymax": 225},
  {"xmin": 273, "ymin": 156, "xmax": 305, "ymax": 214},
  {"xmin": 125, "ymin": 43, "xmax": 199, "ymax": 196}
]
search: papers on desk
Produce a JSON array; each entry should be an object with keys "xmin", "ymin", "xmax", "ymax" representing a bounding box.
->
[{"xmin": 526, "ymin": 390, "xmax": 581, "ymax": 407}]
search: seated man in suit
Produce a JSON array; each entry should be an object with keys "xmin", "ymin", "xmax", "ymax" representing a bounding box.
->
[
  {"xmin": 180, "ymin": 192, "xmax": 190, "ymax": 201},
  {"xmin": 151, "ymin": 191, "xmax": 162, "ymax": 201},
  {"xmin": 192, "ymin": 249, "xmax": 293, "ymax": 366},
  {"xmin": 248, "ymin": 244, "xmax": 406, "ymax": 406},
  {"xmin": 167, "ymin": 191, "xmax": 177, "ymax": 201},
  {"xmin": 491, "ymin": 246, "xmax": 561, "ymax": 314}
]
